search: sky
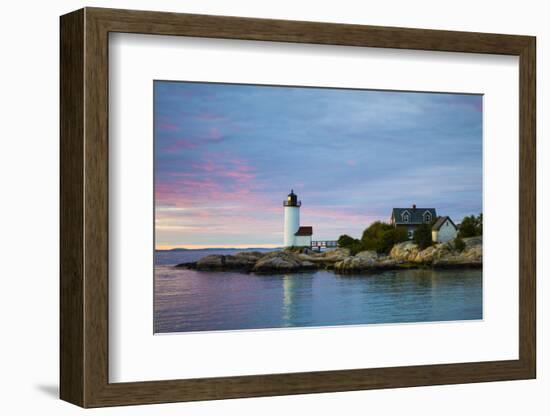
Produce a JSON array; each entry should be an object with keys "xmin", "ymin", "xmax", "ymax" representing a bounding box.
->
[{"xmin": 154, "ymin": 81, "xmax": 482, "ymax": 249}]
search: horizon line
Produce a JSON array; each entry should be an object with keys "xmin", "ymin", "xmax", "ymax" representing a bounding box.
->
[{"xmin": 156, "ymin": 244, "xmax": 281, "ymax": 251}]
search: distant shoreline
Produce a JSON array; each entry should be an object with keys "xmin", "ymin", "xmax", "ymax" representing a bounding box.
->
[{"xmin": 156, "ymin": 247, "xmax": 281, "ymax": 252}]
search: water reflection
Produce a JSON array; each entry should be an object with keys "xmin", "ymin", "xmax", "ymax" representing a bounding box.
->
[
  {"xmin": 282, "ymin": 274, "xmax": 313, "ymax": 327},
  {"xmin": 154, "ymin": 267, "xmax": 482, "ymax": 333}
]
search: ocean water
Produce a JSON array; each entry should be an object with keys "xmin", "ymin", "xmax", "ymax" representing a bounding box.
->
[{"xmin": 154, "ymin": 249, "xmax": 482, "ymax": 334}]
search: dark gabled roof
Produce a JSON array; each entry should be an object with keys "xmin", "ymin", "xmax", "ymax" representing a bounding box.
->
[
  {"xmin": 391, "ymin": 207, "xmax": 437, "ymax": 225},
  {"xmin": 432, "ymin": 216, "xmax": 457, "ymax": 231},
  {"xmin": 295, "ymin": 226, "xmax": 313, "ymax": 236}
]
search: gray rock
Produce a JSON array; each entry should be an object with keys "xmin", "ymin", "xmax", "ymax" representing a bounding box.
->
[
  {"xmin": 333, "ymin": 250, "xmax": 379, "ymax": 272},
  {"xmin": 196, "ymin": 254, "xmax": 226, "ymax": 269},
  {"xmin": 178, "ymin": 237, "xmax": 483, "ymax": 274},
  {"xmin": 433, "ymin": 237, "xmax": 482, "ymax": 267},
  {"xmin": 334, "ymin": 236, "xmax": 482, "ymax": 272},
  {"xmin": 389, "ymin": 241, "xmax": 420, "ymax": 262},
  {"xmin": 316, "ymin": 248, "xmax": 351, "ymax": 261},
  {"xmin": 297, "ymin": 247, "xmax": 351, "ymax": 267},
  {"xmin": 412, "ymin": 245, "xmax": 437, "ymax": 263},
  {"xmin": 355, "ymin": 250, "xmax": 379, "ymax": 261},
  {"xmin": 192, "ymin": 251, "xmax": 267, "ymax": 271},
  {"xmin": 252, "ymin": 251, "xmax": 317, "ymax": 273},
  {"xmin": 463, "ymin": 236, "xmax": 482, "ymax": 248}
]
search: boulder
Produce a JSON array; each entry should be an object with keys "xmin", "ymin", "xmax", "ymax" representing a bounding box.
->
[
  {"xmin": 389, "ymin": 241, "xmax": 420, "ymax": 262},
  {"xmin": 355, "ymin": 250, "xmax": 379, "ymax": 261},
  {"xmin": 411, "ymin": 243, "xmax": 452, "ymax": 263},
  {"xmin": 317, "ymin": 248, "xmax": 351, "ymax": 260},
  {"xmin": 464, "ymin": 245, "xmax": 482, "ymax": 260},
  {"xmin": 377, "ymin": 257, "xmax": 400, "ymax": 268},
  {"xmin": 412, "ymin": 245, "xmax": 437, "ymax": 263},
  {"xmin": 189, "ymin": 251, "xmax": 267, "ymax": 271},
  {"xmin": 333, "ymin": 250, "xmax": 379, "ymax": 272},
  {"xmin": 433, "ymin": 237, "xmax": 482, "ymax": 267},
  {"xmin": 433, "ymin": 255, "xmax": 482, "ymax": 268},
  {"xmin": 252, "ymin": 251, "xmax": 317, "ymax": 273},
  {"xmin": 231, "ymin": 251, "xmax": 266, "ymax": 262},
  {"xmin": 297, "ymin": 247, "xmax": 351, "ymax": 266},
  {"xmin": 283, "ymin": 246, "xmax": 316, "ymax": 255},
  {"xmin": 222, "ymin": 252, "xmax": 265, "ymax": 270},
  {"xmin": 174, "ymin": 261, "xmax": 197, "ymax": 269},
  {"xmin": 196, "ymin": 254, "xmax": 226, "ymax": 269},
  {"xmin": 463, "ymin": 236, "xmax": 482, "ymax": 248}
]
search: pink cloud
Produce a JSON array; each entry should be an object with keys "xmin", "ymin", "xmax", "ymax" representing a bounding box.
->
[
  {"xmin": 225, "ymin": 171, "xmax": 255, "ymax": 180},
  {"xmin": 154, "ymin": 151, "xmax": 290, "ymax": 247},
  {"xmin": 164, "ymin": 138, "xmax": 197, "ymax": 152},
  {"xmin": 207, "ymin": 127, "xmax": 223, "ymax": 141},
  {"xmin": 155, "ymin": 177, "xmax": 221, "ymax": 204},
  {"xmin": 159, "ymin": 128, "xmax": 227, "ymax": 153},
  {"xmin": 156, "ymin": 155, "xmax": 260, "ymax": 205},
  {"xmin": 197, "ymin": 112, "xmax": 226, "ymax": 121},
  {"xmin": 224, "ymin": 157, "xmax": 256, "ymax": 180},
  {"xmin": 158, "ymin": 122, "xmax": 180, "ymax": 131},
  {"xmin": 191, "ymin": 160, "xmax": 217, "ymax": 172},
  {"xmin": 302, "ymin": 207, "xmax": 381, "ymax": 231}
]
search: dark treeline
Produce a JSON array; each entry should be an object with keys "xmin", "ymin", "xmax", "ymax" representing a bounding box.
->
[{"xmin": 338, "ymin": 214, "xmax": 483, "ymax": 255}]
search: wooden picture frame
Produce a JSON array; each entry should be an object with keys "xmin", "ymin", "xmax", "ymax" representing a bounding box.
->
[{"xmin": 60, "ymin": 7, "xmax": 536, "ymax": 408}]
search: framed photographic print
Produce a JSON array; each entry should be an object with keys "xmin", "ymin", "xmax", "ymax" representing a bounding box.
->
[{"xmin": 60, "ymin": 7, "xmax": 536, "ymax": 407}]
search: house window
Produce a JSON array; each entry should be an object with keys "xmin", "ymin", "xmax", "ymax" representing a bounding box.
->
[
  {"xmin": 407, "ymin": 230, "xmax": 414, "ymax": 239},
  {"xmin": 424, "ymin": 212, "xmax": 432, "ymax": 223},
  {"xmin": 403, "ymin": 213, "xmax": 410, "ymax": 223}
]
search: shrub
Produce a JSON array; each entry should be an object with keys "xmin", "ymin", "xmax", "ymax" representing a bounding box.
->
[
  {"xmin": 361, "ymin": 221, "xmax": 409, "ymax": 254},
  {"xmin": 337, "ymin": 234, "xmax": 357, "ymax": 248},
  {"xmin": 337, "ymin": 234, "xmax": 363, "ymax": 255},
  {"xmin": 454, "ymin": 237, "xmax": 466, "ymax": 252},
  {"xmin": 349, "ymin": 240, "xmax": 365, "ymax": 255},
  {"xmin": 413, "ymin": 223, "xmax": 432, "ymax": 249},
  {"xmin": 393, "ymin": 226, "xmax": 409, "ymax": 244},
  {"xmin": 361, "ymin": 222, "xmax": 391, "ymax": 253}
]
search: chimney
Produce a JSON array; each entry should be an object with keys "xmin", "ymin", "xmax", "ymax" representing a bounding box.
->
[{"xmin": 412, "ymin": 204, "xmax": 417, "ymax": 210}]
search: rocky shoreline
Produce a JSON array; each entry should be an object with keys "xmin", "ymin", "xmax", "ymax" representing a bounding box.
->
[{"xmin": 175, "ymin": 237, "xmax": 482, "ymax": 274}]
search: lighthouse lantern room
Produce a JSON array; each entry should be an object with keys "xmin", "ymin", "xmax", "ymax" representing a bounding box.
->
[{"xmin": 283, "ymin": 190, "xmax": 313, "ymax": 247}]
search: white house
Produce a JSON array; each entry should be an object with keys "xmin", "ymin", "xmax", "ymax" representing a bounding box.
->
[
  {"xmin": 431, "ymin": 216, "xmax": 458, "ymax": 243},
  {"xmin": 283, "ymin": 190, "xmax": 313, "ymax": 247},
  {"xmin": 294, "ymin": 226, "xmax": 313, "ymax": 247},
  {"xmin": 390, "ymin": 205, "xmax": 437, "ymax": 239}
]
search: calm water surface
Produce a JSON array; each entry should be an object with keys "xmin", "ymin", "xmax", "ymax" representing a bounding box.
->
[{"xmin": 154, "ymin": 249, "xmax": 482, "ymax": 333}]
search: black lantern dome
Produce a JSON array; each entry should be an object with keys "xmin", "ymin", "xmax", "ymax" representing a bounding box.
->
[{"xmin": 283, "ymin": 189, "xmax": 301, "ymax": 207}]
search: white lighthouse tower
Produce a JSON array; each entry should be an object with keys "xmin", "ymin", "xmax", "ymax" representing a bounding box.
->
[{"xmin": 283, "ymin": 190, "xmax": 301, "ymax": 247}]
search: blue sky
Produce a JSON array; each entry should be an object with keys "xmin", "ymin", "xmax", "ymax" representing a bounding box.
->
[{"xmin": 154, "ymin": 81, "xmax": 482, "ymax": 249}]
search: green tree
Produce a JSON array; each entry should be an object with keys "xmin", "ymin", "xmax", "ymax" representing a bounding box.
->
[
  {"xmin": 476, "ymin": 213, "xmax": 483, "ymax": 235},
  {"xmin": 393, "ymin": 226, "xmax": 409, "ymax": 244},
  {"xmin": 361, "ymin": 221, "xmax": 392, "ymax": 253},
  {"xmin": 349, "ymin": 240, "xmax": 365, "ymax": 255},
  {"xmin": 337, "ymin": 234, "xmax": 357, "ymax": 248},
  {"xmin": 413, "ymin": 223, "xmax": 432, "ymax": 249},
  {"xmin": 339, "ymin": 222, "xmax": 412, "ymax": 255},
  {"xmin": 459, "ymin": 214, "xmax": 483, "ymax": 238},
  {"xmin": 361, "ymin": 221, "xmax": 409, "ymax": 254},
  {"xmin": 337, "ymin": 234, "xmax": 363, "ymax": 255}
]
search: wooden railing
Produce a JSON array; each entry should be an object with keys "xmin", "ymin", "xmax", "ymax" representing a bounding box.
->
[{"xmin": 311, "ymin": 240, "xmax": 338, "ymax": 249}]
